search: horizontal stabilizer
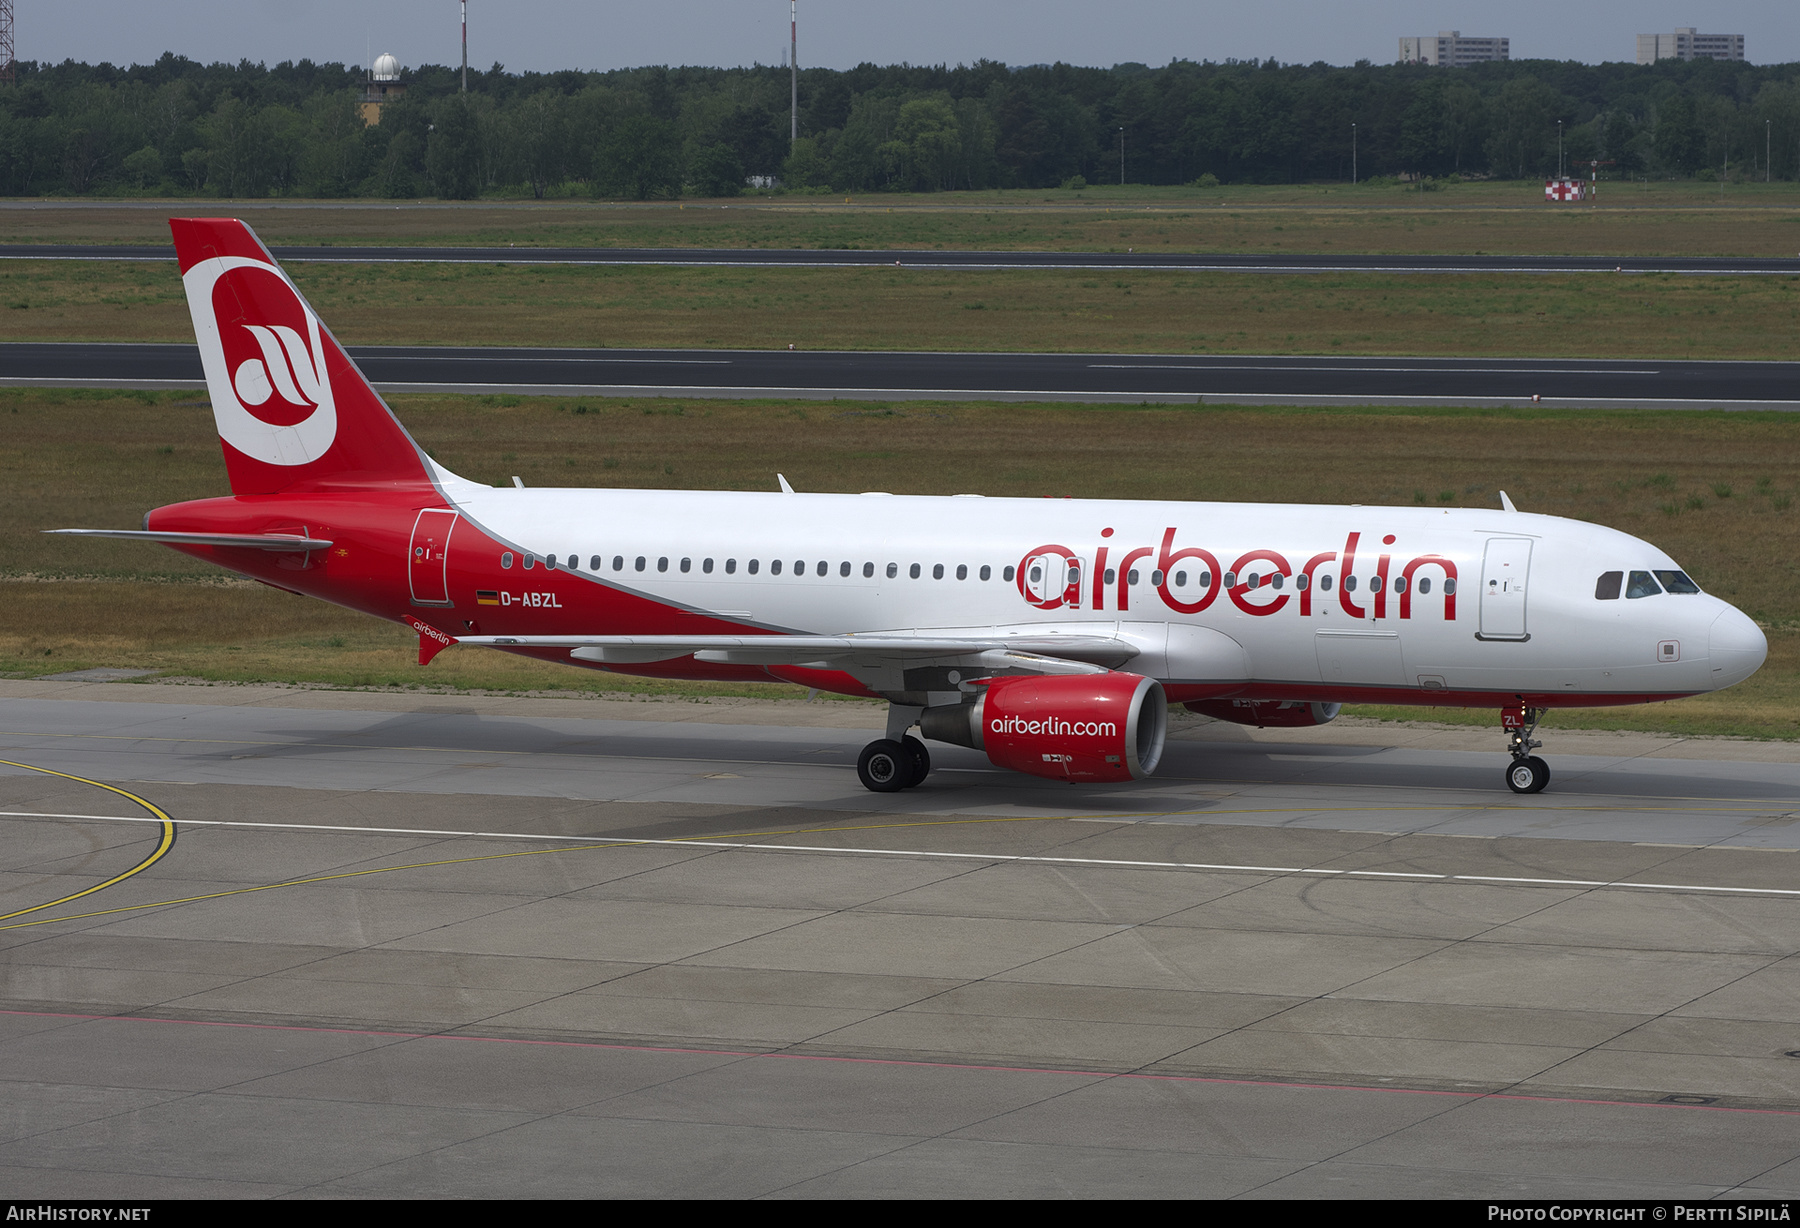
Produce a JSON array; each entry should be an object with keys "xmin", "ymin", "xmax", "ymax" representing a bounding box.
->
[{"xmin": 46, "ymin": 529, "xmax": 334, "ymax": 551}]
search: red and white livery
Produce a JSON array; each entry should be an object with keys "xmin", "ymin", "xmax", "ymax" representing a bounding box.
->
[{"xmin": 55, "ymin": 219, "xmax": 1767, "ymax": 795}]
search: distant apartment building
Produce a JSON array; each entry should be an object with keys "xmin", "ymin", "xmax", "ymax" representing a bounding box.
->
[
  {"xmin": 1636, "ymin": 28, "xmax": 1746, "ymax": 63},
  {"xmin": 1398, "ymin": 31, "xmax": 1510, "ymax": 66}
]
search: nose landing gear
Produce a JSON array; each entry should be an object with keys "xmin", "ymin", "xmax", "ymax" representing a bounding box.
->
[{"xmin": 1503, "ymin": 704, "xmax": 1550, "ymax": 794}]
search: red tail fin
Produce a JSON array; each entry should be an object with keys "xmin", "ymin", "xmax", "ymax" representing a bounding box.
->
[{"xmin": 170, "ymin": 218, "xmax": 433, "ymax": 495}]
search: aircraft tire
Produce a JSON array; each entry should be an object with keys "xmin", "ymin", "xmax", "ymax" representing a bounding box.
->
[
  {"xmin": 901, "ymin": 735, "xmax": 932, "ymax": 788},
  {"xmin": 1506, "ymin": 756, "xmax": 1550, "ymax": 794},
  {"xmin": 858, "ymin": 739, "xmax": 910, "ymax": 793}
]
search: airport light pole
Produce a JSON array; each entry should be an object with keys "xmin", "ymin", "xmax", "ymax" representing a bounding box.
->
[
  {"xmin": 1351, "ymin": 122, "xmax": 1356, "ymax": 184},
  {"xmin": 1768, "ymin": 120, "xmax": 1772, "ymax": 183},
  {"xmin": 1119, "ymin": 127, "xmax": 1125, "ymax": 185},
  {"xmin": 461, "ymin": 0, "xmax": 468, "ymax": 94},
  {"xmin": 790, "ymin": 1, "xmax": 798, "ymax": 146},
  {"xmin": 1557, "ymin": 119, "xmax": 1563, "ymax": 179}
]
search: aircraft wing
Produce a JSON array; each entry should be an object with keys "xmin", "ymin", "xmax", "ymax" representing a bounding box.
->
[{"xmin": 456, "ymin": 632, "xmax": 1137, "ymax": 671}]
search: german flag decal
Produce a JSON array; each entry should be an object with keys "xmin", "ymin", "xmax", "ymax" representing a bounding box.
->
[{"xmin": 476, "ymin": 590, "xmax": 500, "ymax": 606}]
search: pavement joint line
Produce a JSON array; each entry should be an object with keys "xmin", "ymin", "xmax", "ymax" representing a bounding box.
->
[
  {"xmin": 4, "ymin": 1007, "xmax": 1798, "ymax": 1117},
  {"xmin": 2, "ymin": 739, "xmax": 1793, "ymax": 806},
  {"xmin": 7, "ymin": 809, "xmax": 1799, "ymax": 900}
]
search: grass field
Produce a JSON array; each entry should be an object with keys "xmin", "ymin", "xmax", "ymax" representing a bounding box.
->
[
  {"xmin": 5, "ymin": 181, "xmax": 1800, "ymax": 255},
  {"xmin": 3, "ymin": 387, "xmax": 1796, "ymax": 737},
  {"xmin": 7, "ymin": 259, "xmax": 1800, "ymax": 359}
]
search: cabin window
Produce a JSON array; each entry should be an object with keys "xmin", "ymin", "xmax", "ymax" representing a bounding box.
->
[
  {"xmin": 1394, "ymin": 577, "xmax": 1406, "ymax": 593},
  {"xmin": 1031, "ymin": 565, "xmax": 1044, "ymax": 584},
  {"xmin": 956, "ymin": 564, "xmax": 967, "ymax": 580},
  {"xmin": 1103, "ymin": 568, "xmax": 1115, "ymax": 585},
  {"xmin": 1655, "ymin": 570, "xmax": 1701, "ymax": 594},
  {"xmin": 1128, "ymin": 569, "xmax": 1141, "ymax": 586},
  {"xmin": 612, "ymin": 556, "xmax": 624, "ymax": 571},
  {"xmin": 887, "ymin": 563, "xmax": 898, "ymax": 579},
  {"xmin": 748, "ymin": 559, "xmax": 759, "ymax": 575},
  {"xmin": 1319, "ymin": 574, "xmax": 1333, "ymax": 591},
  {"xmin": 589, "ymin": 555, "xmax": 601, "ymax": 571},
  {"xmin": 1626, "ymin": 570, "xmax": 1661, "ymax": 599},
  {"xmin": 818, "ymin": 561, "xmax": 829, "ymax": 577},
  {"xmin": 910, "ymin": 563, "xmax": 922, "ymax": 579},
  {"xmin": 1270, "ymin": 573, "xmax": 1283, "ymax": 590},
  {"xmin": 725, "ymin": 559, "xmax": 736, "ymax": 574},
  {"xmin": 634, "ymin": 556, "xmax": 645, "ymax": 572},
  {"xmin": 1342, "ymin": 574, "xmax": 1357, "ymax": 592},
  {"xmin": 1174, "ymin": 570, "xmax": 1187, "ymax": 587},
  {"xmin": 1151, "ymin": 569, "xmax": 1164, "ymax": 586},
  {"xmin": 771, "ymin": 559, "xmax": 783, "ymax": 575},
  {"xmin": 840, "ymin": 561, "xmax": 851, "ymax": 577},
  {"xmin": 544, "ymin": 555, "xmax": 556, "ymax": 571},
  {"xmin": 1245, "ymin": 573, "xmax": 1257, "ymax": 590},
  {"xmin": 1595, "ymin": 571, "xmax": 1622, "ymax": 600},
  {"xmin": 566, "ymin": 555, "xmax": 577, "ymax": 570},
  {"xmin": 1442, "ymin": 577, "xmax": 1454, "ymax": 595},
  {"xmin": 1224, "ymin": 571, "xmax": 1237, "ymax": 587},
  {"xmin": 703, "ymin": 558, "xmax": 713, "ymax": 574},
  {"xmin": 1419, "ymin": 577, "xmax": 1432, "ymax": 595},
  {"xmin": 1003, "ymin": 565, "xmax": 1015, "ymax": 582},
  {"xmin": 979, "ymin": 565, "xmax": 991, "ymax": 581},
  {"xmin": 657, "ymin": 557, "xmax": 669, "ymax": 573},
  {"xmin": 524, "ymin": 554, "xmax": 536, "ymax": 569},
  {"xmin": 680, "ymin": 558, "xmax": 691, "ymax": 573},
  {"xmin": 793, "ymin": 560, "xmax": 804, "ymax": 575},
  {"xmin": 1199, "ymin": 571, "xmax": 1212, "ymax": 589},
  {"xmin": 1294, "ymin": 572, "xmax": 1307, "ymax": 591},
  {"xmin": 501, "ymin": 552, "xmax": 513, "ymax": 569},
  {"xmin": 862, "ymin": 562, "xmax": 874, "ymax": 578},
  {"xmin": 933, "ymin": 564, "xmax": 945, "ymax": 580}
]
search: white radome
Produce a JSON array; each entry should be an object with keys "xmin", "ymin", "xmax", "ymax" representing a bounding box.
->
[{"xmin": 371, "ymin": 53, "xmax": 400, "ymax": 81}]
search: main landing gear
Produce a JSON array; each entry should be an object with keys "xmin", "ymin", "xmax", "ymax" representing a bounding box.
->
[
  {"xmin": 1503, "ymin": 704, "xmax": 1550, "ymax": 794},
  {"xmin": 857, "ymin": 705, "xmax": 932, "ymax": 793}
]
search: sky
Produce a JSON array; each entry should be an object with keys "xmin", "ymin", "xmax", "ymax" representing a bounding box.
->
[{"xmin": 17, "ymin": 2, "xmax": 1800, "ymax": 75}]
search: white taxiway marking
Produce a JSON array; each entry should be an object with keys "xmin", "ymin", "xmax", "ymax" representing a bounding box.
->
[{"xmin": 5, "ymin": 811, "xmax": 1796, "ymax": 898}]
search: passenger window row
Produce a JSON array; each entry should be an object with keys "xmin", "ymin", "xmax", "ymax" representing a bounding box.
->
[
  {"xmin": 498, "ymin": 552, "xmax": 1020, "ymax": 583},
  {"xmin": 1594, "ymin": 570, "xmax": 1701, "ymax": 600}
]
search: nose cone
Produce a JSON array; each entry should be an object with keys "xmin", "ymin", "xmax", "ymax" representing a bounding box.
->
[{"xmin": 1708, "ymin": 605, "xmax": 1767, "ymax": 691}]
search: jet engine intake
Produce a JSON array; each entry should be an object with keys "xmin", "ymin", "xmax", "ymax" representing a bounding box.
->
[
  {"xmin": 920, "ymin": 672, "xmax": 1166, "ymax": 783},
  {"xmin": 1185, "ymin": 699, "xmax": 1341, "ymax": 728}
]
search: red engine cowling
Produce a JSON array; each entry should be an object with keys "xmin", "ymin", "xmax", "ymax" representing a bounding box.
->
[
  {"xmin": 920, "ymin": 673, "xmax": 1167, "ymax": 783},
  {"xmin": 1185, "ymin": 699, "xmax": 1341, "ymax": 728}
]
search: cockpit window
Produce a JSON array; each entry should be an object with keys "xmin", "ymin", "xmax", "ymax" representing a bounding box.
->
[
  {"xmin": 1654, "ymin": 570, "xmax": 1701, "ymax": 594},
  {"xmin": 1625, "ymin": 570, "xmax": 1662, "ymax": 599},
  {"xmin": 1595, "ymin": 571, "xmax": 1623, "ymax": 600}
]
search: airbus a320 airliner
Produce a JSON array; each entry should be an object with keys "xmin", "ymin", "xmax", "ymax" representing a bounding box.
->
[{"xmin": 53, "ymin": 219, "xmax": 1768, "ymax": 795}]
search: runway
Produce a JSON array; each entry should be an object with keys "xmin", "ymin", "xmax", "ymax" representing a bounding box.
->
[
  {"xmin": 4, "ymin": 242, "xmax": 1796, "ymax": 276},
  {"xmin": 7, "ymin": 342, "xmax": 1800, "ymax": 408},
  {"xmin": 2, "ymin": 678, "xmax": 1798, "ymax": 1198}
]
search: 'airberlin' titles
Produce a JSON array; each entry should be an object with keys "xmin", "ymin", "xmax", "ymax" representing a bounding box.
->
[{"xmin": 1015, "ymin": 530, "xmax": 1460, "ymax": 621}]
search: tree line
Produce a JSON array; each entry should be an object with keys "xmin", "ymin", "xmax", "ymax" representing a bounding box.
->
[{"xmin": 2, "ymin": 51, "xmax": 1799, "ymax": 198}]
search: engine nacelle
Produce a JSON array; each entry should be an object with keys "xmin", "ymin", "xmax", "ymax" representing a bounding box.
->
[
  {"xmin": 919, "ymin": 672, "xmax": 1167, "ymax": 783},
  {"xmin": 1184, "ymin": 699, "xmax": 1341, "ymax": 728}
]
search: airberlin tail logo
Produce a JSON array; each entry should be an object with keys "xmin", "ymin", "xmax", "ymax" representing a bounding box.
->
[{"xmin": 183, "ymin": 256, "xmax": 338, "ymax": 466}]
